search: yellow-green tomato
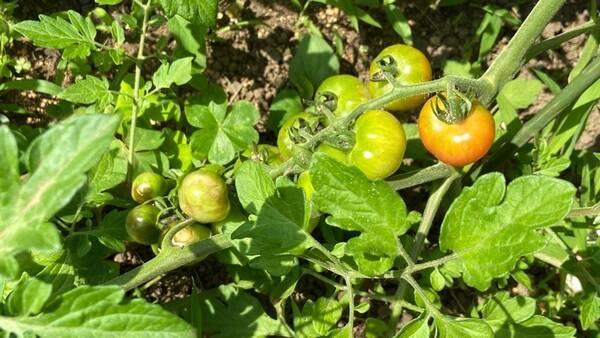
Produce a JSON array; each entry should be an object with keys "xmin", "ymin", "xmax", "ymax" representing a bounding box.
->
[
  {"xmin": 171, "ymin": 224, "xmax": 211, "ymax": 247},
  {"xmin": 315, "ymin": 75, "xmax": 370, "ymax": 119},
  {"xmin": 368, "ymin": 44, "xmax": 432, "ymax": 112},
  {"xmin": 131, "ymin": 172, "xmax": 166, "ymax": 203},
  {"xmin": 126, "ymin": 204, "xmax": 160, "ymax": 245},
  {"xmin": 315, "ymin": 143, "xmax": 348, "ymax": 164},
  {"xmin": 277, "ymin": 112, "xmax": 321, "ymax": 160},
  {"xmin": 349, "ymin": 110, "xmax": 406, "ymax": 180},
  {"xmin": 178, "ymin": 170, "xmax": 230, "ymax": 223}
]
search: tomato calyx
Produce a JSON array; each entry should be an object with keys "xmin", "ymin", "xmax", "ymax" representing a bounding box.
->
[
  {"xmin": 371, "ymin": 56, "xmax": 399, "ymax": 83},
  {"xmin": 431, "ymin": 91, "xmax": 473, "ymax": 124}
]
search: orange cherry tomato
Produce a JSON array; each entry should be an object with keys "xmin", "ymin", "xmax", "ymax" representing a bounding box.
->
[{"xmin": 418, "ymin": 96, "xmax": 495, "ymax": 167}]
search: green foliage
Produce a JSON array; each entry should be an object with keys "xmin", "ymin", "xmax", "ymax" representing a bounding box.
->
[
  {"xmin": 440, "ymin": 173, "xmax": 576, "ymax": 290},
  {"xmin": 0, "ymin": 1, "xmax": 597, "ymax": 337}
]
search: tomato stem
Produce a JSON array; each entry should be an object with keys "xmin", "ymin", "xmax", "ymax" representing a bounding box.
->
[
  {"xmin": 387, "ymin": 163, "xmax": 454, "ymax": 190},
  {"xmin": 388, "ymin": 170, "xmax": 460, "ymax": 326},
  {"xmin": 105, "ymin": 234, "xmax": 233, "ymax": 291},
  {"xmin": 480, "ymin": 0, "xmax": 566, "ymax": 100},
  {"xmin": 127, "ymin": 0, "xmax": 151, "ymax": 179}
]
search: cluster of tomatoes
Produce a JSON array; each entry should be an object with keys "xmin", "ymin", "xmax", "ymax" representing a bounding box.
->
[
  {"xmin": 124, "ymin": 44, "xmax": 496, "ymax": 248},
  {"xmin": 125, "ymin": 170, "xmax": 232, "ymax": 248},
  {"xmin": 277, "ymin": 44, "xmax": 495, "ymax": 199}
]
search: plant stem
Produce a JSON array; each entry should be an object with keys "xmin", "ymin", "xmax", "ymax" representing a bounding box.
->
[
  {"xmin": 106, "ymin": 234, "xmax": 232, "ymax": 290},
  {"xmin": 402, "ymin": 274, "xmax": 443, "ymax": 318},
  {"xmin": 526, "ymin": 20, "xmax": 597, "ymax": 60},
  {"xmin": 388, "ymin": 171, "xmax": 460, "ymax": 325},
  {"xmin": 127, "ymin": 0, "xmax": 151, "ymax": 175},
  {"xmin": 344, "ymin": 275, "xmax": 355, "ymax": 338},
  {"xmin": 568, "ymin": 202, "xmax": 600, "ymax": 218},
  {"xmin": 480, "ymin": 0, "xmax": 566, "ymax": 99},
  {"xmin": 387, "ymin": 163, "xmax": 453, "ymax": 191},
  {"xmin": 409, "ymin": 171, "xmax": 460, "ymax": 260}
]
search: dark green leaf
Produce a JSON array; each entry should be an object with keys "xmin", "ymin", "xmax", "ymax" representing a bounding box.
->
[
  {"xmin": 158, "ymin": 0, "xmax": 218, "ymax": 28},
  {"xmin": 289, "ymin": 34, "xmax": 339, "ymax": 98}
]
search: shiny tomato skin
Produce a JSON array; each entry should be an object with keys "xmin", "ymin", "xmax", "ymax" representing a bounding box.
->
[
  {"xmin": 418, "ymin": 96, "xmax": 495, "ymax": 167},
  {"xmin": 315, "ymin": 75, "xmax": 370, "ymax": 118},
  {"xmin": 178, "ymin": 170, "xmax": 230, "ymax": 223},
  {"xmin": 349, "ymin": 110, "xmax": 407, "ymax": 180},
  {"xmin": 315, "ymin": 143, "xmax": 348, "ymax": 164},
  {"xmin": 131, "ymin": 172, "xmax": 166, "ymax": 203},
  {"xmin": 126, "ymin": 204, "xmax": 160, "ymax": 245},
  {"xmin": 368, "ymin": 44, "xmax": 432, "ymax": 112}
]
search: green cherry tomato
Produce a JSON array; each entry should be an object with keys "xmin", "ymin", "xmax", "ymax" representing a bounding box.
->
[
  {"xmin": 315, "ymin": 75, "xmax": 370, "ymax": 119},
  {"xmin": 316, "ymin": 143, "xmax": 348, "ymax": 164},
  {"xmin": 178, "ymin": 170, "xmax": 231, "ymax": 223},
  {"xmin": 126, "ymin": 204, "xmax": 160, "ymax": 245},
  {"xmin": 131, "ymin": 172, "xmax": 166, "ymax": 203},
  {"xmin": 277, "ymin": 112, "xmax": 321, "ymax": 160},
  {"xmin": 160, "ymin": 222, "xmax": 211, "ymax": 248},
  {"xmin": 350, "ymin": 110, "xmax": 407, "ymax": 180},
  {"xmin": 368, "ymin": 44, "xmax": 432, "ymax": 112}
]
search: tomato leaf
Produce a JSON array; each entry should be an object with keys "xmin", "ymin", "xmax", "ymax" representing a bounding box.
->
[
  {"xmin": 494, "ymin": 315, "xmax": 576, "ymax": 338},
  {"xmin": 579, "ymin": 293, "xmax": 600, "ymax": 331},
  {"xmin": 309, "ymin": 153, "xmax": 409, "ymax": 276},
  {"xmin": 158, "ymin": 0, "xmax": 218, "ymax": 28},
  {"xmin": 6, "ymin": 277, "xmax": 52, "ymax": 316},
  {"xmin": 14, "ymin": 10, "xmax": 96, "ymax": 52},
  {"xmin": 168, "ymin": 15, "xmax": 207, "ymax": 69},
  {"xmin": 434, "ymin": 316, "xmax": 493, "ymax": 338},
  {"xmin": 235, "ymin": 161, "xmax": 276, "ymax": 214},
  {"xmin": 439, "ymin": 173, "xmax": 576, "ymax": 291},
  {"xmin": 198, "ymin": 284, "xmax": 293, "ymax": 337},
  {"xmin": 0, "ymin": 286, "xmax": 195, "ymax": 337},
  {"xmin": 481, "ymin": 292, "xmax": 536, "ymax": 331},
  {"xmin": 0, "ymin": 115, "xmax": 118, "ymax": 280},
  {"xmin": 152, "ymin": 56, "xmax": 194, "ymax": 89},
  {"xmin": 289, "ymin": 34, "xmax": 340, "ymax": 98},
  {"xmin": 394, "ymin": 313, "xmax": 429, "ymax": 338},
  {"xmin": 58, "ymin": 75, "xmax": 112, "ymax": 105}
]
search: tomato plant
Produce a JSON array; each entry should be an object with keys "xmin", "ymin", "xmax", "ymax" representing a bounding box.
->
[
  {"xmin": 0, "ymin": 1, "xmax": 597, "ymax": 337},
  {"xmin": 418, "ymin": 95, "xmax": 496, "ymax": 167},
  {"xmin": 178, "ymin": 170, "xmax": 230, "ymax": 223}
]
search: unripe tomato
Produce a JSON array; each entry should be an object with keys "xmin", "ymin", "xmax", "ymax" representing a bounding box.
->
[
  {"xmin": 315, "ymin": 75, "xmax": 370, "ymax": 118},
  {"xmin": 178, "ymin": 170, "xmax": 230, "ymax": 223},
  {"xmin": 316, "ymin": 143, "xmax": 348, "ymax": 164},
  {"xmin": 368, "ymin": 44, "xmax": 432, "ymax": 112},
  {"xmin": 418, "ymin": 96, "xmax": 495, "ymax": 167},
  {"xmin": 131, "ymin": 172, "xmax": 166, "ymax": 203},
  {"xmin": 277, "ymin": 112, "xmax": 321, "ymax": 160},
  {"xmin": 126, "ymin": 204, "xmax": 160, "ymax": 245},
  {"xmin": 349, "ymin": 110, "xmax": 407, "ymax": 180},
  {"xmin": 160, "ymin": 222, "xmax": 211, "ymax": 248}
]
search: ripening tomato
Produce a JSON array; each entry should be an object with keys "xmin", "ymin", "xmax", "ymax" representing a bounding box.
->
[
  {"xmin": 368, "ymin": 44, "xmax": 432, "ymax": 112},
  {"xmin": 315, "ymin": 75, "xmax": 370, "ymax": 118},
  {"xmin": 277, "ymin": 112, "xmax": 321, "ymax": 160},
  {"xmin": 160, "ymin": 222, "xmax": 211, "ymax": 248},
  {"xmin": 418, "ymin": 96, "xmax": 495, "ymax": 167},
  {"xmin": 126, "ymin": 204, "xmax": 160, "ymax": 245},
  {"xmin": 349, "ymin": 110, "xmax": 407, "ymax": 180},
  {"xmin": 131, "ymin": 172, "xmax": 166, "ymax": 203},
  {"xmin": 315, "ymin": 143, "xmax": 348, "ymax": 164},
  {"xmin": 178, "ymin": 170, "xmax": 230, "ymax": 223}
]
